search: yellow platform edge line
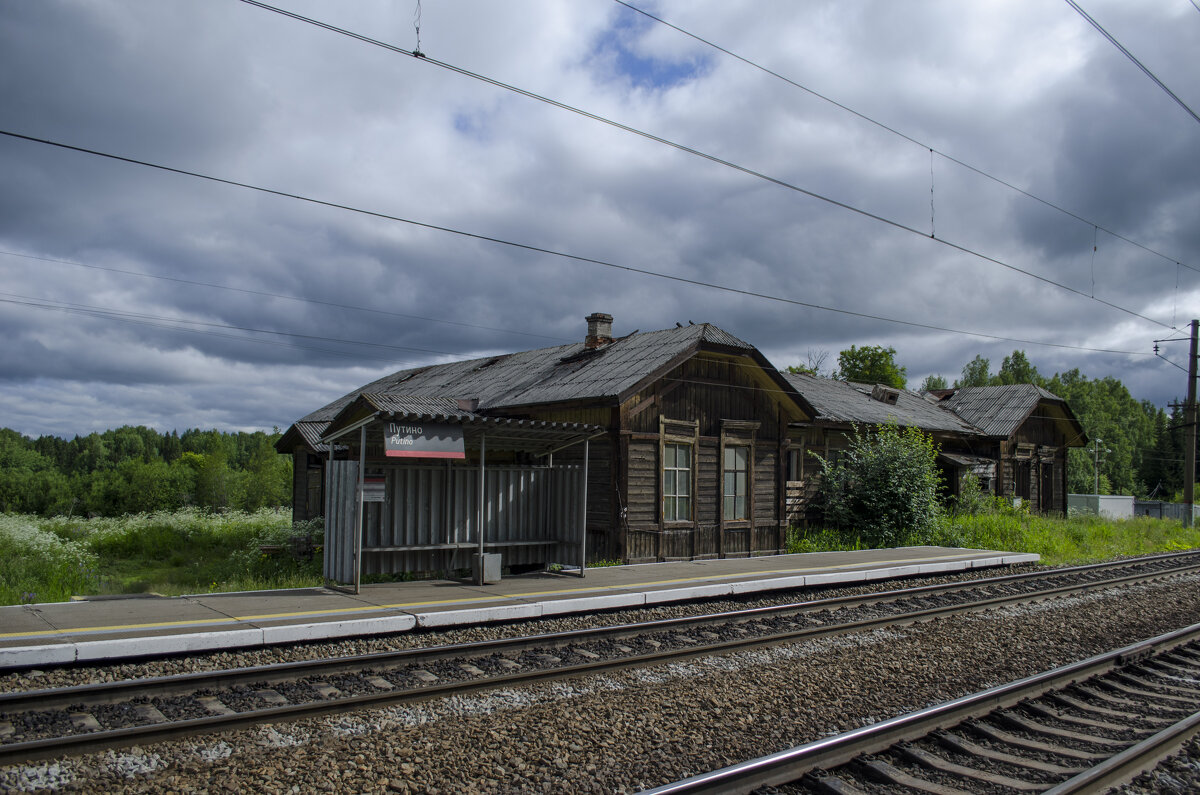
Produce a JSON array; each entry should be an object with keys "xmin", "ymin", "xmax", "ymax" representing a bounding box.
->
[{"xmin": 0, "ymin": 551, "xmax": 999, "ymax": 640}]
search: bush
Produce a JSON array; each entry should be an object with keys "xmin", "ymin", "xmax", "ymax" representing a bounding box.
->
[
  {"xmin": 815, "ymin": 422, "xmax": 944, "ymax": 547},
  {"xmin": 0, "ymin": 515, "xmax": 98, "ymax": 604}
]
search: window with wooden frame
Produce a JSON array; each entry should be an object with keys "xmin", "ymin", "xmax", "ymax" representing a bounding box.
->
[
  {"xmin": 662, "ymin": 442, "xmax": 692, "ymax": 522},
  {"xmin": 723, "ymin": 445, "xmax": 749, "ymax": 520}
]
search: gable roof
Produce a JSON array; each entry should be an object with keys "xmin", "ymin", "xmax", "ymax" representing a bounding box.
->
[
  {"xmin": 939, "ymin": 384, "xmax": 1086, "ymax": 445},
  {"xmin": 783, "ymin": 373, "xmax": 982, "ymax": 435},
  {"xmin": 293, "ymin": 322, "xmax": 812, "ymax": 428}
]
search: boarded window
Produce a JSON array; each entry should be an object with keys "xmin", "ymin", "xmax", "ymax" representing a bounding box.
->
[
  {"xmin": 723, "ymin": 445, "xmax": 749, "ymax": 520},
  {"xmin": 663, "ymin": 442, "xmax": 692, "ymax": 522}
]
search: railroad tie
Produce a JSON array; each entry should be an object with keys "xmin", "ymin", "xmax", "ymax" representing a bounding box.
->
[
  {"xmin": 311, "ymin": 682, "xmax": 341, "ymax": 700},
  {"xmin": 69, "ymin": 713, "xmax": 102, "ymax": 732},
  {"xmin": 934, "ymin": 730, "xmax": 1084, "ymax": 775},
  {"xmin": 196, "ymin": 696, "xmax": 235, "ymax": 716},
  {"xmin": 799, "ymin": 770, "xmax": 869, "ymax": 794},
  {"xmin": 855, "ymin": 758, "xmax": 973, "ymax": 795},
  {"xmin": 255, "ymin": 689, "xmax": 289, "ymax": 706},
  {"xmin": 133, "ymin": 704, "xmax": 168, "ymax": 723},
  {"xmin": 896, "ymin": 744, "xmax": 1042, "ymax": 792}
]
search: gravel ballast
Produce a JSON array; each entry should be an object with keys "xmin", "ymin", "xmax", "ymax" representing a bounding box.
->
[{"xmin": 2, "ymin": 570, "xmax": 1199, "ymax": 793}]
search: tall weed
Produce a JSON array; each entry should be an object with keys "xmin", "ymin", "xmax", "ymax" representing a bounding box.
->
[{"xmin": 0, "ymin": 515, "xmax": 98, "ymax": 604}]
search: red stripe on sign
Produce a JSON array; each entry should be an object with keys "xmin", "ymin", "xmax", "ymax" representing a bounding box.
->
[{"xmin": 384, "ymin": 450, "xmax": 467, "ymax": 459}]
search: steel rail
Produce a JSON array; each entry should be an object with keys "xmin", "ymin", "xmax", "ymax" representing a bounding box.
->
[
  {"xmin": 2, "ymin": 552, "xmax": 1199, "ymax": 765},
  {"xmin": 637, "ymin": 623, "xmax": 1200, "ymax": 794},
  {"xmin": 3, "ymin": 550, "xmax": 1197, "ymax": 715}
]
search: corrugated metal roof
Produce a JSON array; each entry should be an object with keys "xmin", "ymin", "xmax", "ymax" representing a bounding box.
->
[
  {"xmin": 783, "ymin": 373, "xmax": 982, "ymax": 435},
  {"xmin": 940, "ymin": 384, "xmax": 1064, "ymax": 438},
  {"xmin": 301, "ymin": 323, "xmax": 757, "ymax": 423},
  {"xmin": 359, "ymin": 394, "xmax": 477, "ymax": 420},
  {"xmin": 319, "ymin": 392, "xmax": 605, "ymax": 451}
]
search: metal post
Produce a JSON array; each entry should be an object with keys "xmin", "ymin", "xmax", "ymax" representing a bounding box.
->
[
  {"xmin": 1185, "ymin": 319, "xmax": 1198, "ymax": 528},
  {"xmin": 354, "ymin": 425, "xmax": 366, "ymax": 594},
  {"xmin": 476, "ymin": 434, "xmax": 486, "ymax": 584},
  {"xmin": 325, "ymin": 435, "xmax": 333, "ymax": 586},
  {"xmin": 579, "ymin": 438, "xmax": 589, "ymax": 577},
  {"xmin": 1093, "ymin": 439, "xmax": 1102, "ymax": 496}
]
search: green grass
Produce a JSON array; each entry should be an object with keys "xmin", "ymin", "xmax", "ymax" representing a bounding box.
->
[
  {"xmin": 0, "ymin": 509, "xmax": 323, "ymax": 604},
  {"xmin": 788, "ymin": 507, "xmax": 1200, "ymax": 567}
]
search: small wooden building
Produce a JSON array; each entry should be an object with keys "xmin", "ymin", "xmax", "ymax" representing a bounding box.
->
[
  {"xmin": 934, "ymin": 384, "xmax": 1086, "ymax": 513},
  {"xmin": 277, "ymin": 315, "xmax": 1087, "ymax": 582}
]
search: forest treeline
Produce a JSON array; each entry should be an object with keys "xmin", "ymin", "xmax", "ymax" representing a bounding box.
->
[
  {"xmin": 801, "ymin": 347, "xmax": 1192, "ymax": 500},
  {"xmin": 0, "ymin": 426, "xmax": 291, "ymax": 517}
]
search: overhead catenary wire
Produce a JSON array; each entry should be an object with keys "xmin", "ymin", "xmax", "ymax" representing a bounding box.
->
[
  {"xmin": 612, "ymin": 0, "xmax": 1200, "ymax": 276},
  {"xmin": 0, "ymin": 129, "xmax": 1157, "ymax": 357},
  {"xmin": 0, "ymin": 249, "xmax": 569, "ymax": 344},
  {"xmin": 229, "ymin": 1, "xmax": 1177, "ymax": 332},
  {"xmin": 1063, "ymin": 0, "xmax": 1200, "ymax": 127}
]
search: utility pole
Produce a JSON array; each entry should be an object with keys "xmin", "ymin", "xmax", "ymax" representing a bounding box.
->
[
  {"xmin": 1186, "ymin": 319, "xmax": 1198, "ymax": 528},
  {"xmin": 1092, "ymin": 438, "xmax": 1103, "ymax": 496}
]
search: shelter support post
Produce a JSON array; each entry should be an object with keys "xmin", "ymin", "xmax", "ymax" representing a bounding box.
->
[
  {"xmin": 578, "ymin": 438, "xmax": 588, "ymax": 577},
  {"xmin": 476, "ymin": 434, "xmax": 486, "ymax": 585},
  {"xmin": 354, "ymin": 425, "xmax": 365, "ymax": 594}
]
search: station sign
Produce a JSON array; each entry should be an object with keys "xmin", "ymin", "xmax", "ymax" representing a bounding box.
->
[{"xmin": 384, "ymin": 422, "xmax": 466, "ymax": 459}]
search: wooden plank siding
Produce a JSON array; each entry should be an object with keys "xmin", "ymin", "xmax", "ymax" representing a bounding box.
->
[{"xmin": 616, "ymin": 354, "xmax": 801, "ymax": 563}]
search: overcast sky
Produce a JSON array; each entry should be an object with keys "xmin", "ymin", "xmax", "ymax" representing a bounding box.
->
[{"xmin": 1, "ymin": 0, "xmax": 1198, "ymax": 439}]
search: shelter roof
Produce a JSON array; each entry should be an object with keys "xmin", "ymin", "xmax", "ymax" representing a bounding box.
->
[
  {"xmin": 783, "ymin": 373, "xmax": 982, "ymax": 435},
  {"xmin": 320, "ymin": 392, "xmax": 605, "ymax": 454},
  {"xmin": 938, "ymin": 384, "xmax": 1087, "ymax": 445}
]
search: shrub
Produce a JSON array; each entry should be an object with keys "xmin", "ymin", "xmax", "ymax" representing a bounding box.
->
[
  {"xmin": 815, "ymin": 422, "xmax": 944, "ymax": 547},
  {"xmin": 0, "ymin": 515, "xmax": 98, "ymax": 603}
]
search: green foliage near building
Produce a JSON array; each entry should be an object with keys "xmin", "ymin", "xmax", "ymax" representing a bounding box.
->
[
  {"xmin": 0, "ymin": 426, "xmax": 292, "ymax": 517},
  {"xmin": 815, "ymin": 422, "xmax": 944, "ymax": 547},
  {"xmin": 794, "ymin": 346, "xmax": 1188, "ymax": 499},
  {"xmin": 834, "ymin": 344, "xmax": 907, "ymax": 389}
]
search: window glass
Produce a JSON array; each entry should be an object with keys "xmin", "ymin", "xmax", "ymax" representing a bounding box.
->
[
  {"xmin": 723, "ymin": 445, "xmax": 749, "ymax": 521},
  {"xmin": 663, "ymin": 442, "xmax": 692, "ymax": 522}
]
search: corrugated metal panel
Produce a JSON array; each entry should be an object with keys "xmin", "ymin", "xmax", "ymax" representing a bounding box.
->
[
  {"xmin": 941, "ymin": 384, "xmax": 1050, "ymax": 438},
  {"xmin": 324, "ymin": 460, "xmax": 359, "ymax": 584},
  {"xmin": 345, "ymin": 463, "xmax": 585, "ymax": 576}
]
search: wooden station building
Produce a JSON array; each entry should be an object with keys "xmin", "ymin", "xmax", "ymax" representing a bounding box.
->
[{"xmin": 277, "ymin": 313, "xmax": 1085, "ymax": 584}]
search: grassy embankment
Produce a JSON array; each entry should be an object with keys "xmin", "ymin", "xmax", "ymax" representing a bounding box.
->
[
  {"xmin": 3, "ymin": 505, "xmax": 1200, "ymax": 606},
  {"xmin": 0, "ymin": 509, "xmax": 321, "ymax": 606},
  {"xmin": 789, "ymin": 503, "xmax": 1200, "ymax": 567}
]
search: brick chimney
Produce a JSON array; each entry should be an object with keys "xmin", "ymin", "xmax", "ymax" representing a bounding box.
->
[{"xmin": 584, "ymin": 312, "xmax": 614, "ymax": 348}]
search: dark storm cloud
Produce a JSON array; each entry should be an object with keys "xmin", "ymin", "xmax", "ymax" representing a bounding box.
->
[{"xmin": 0, "ymin": 0, "xmax": 1196, "ymax": 437}]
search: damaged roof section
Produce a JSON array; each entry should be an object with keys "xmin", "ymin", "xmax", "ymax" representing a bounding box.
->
[{"xmin": 782, "ymin": 372, "xmax": 983, "ymax": 435}]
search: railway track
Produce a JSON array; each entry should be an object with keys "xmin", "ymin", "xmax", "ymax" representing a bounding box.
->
[
  {"xmin": 642, "ymin": 622, "xmax": 1200, "ymax": 794},
  {"xmin": 2, "ymin": 551, "xmax": 1199, "ymax": 767}
]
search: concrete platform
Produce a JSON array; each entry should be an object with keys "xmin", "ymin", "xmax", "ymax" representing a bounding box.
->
[{"xmin": 0, "ymin": 546, "xmax": 1037, "ymax": 669}]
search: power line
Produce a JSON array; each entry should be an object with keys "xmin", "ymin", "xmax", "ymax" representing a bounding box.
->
[
  {"xmin": 612, "ymin": 0, "xmax": 1200, "ymax": 276},
  {"xmin": 0, "ymin": 291, "xmax": 464, "ymax": 358},
  {"xmin": 0, "ymin": 294, "xmax": 431, "ymax": 365},
  {"xmin": 0, "ymin": 129, "xmax": 1158, "ymax": 356},
  {"xmin": 1064, "ymin": 0, "xmax": 1200, "ymax": 127},
  {"xmin": 231, "ymin": 1, "xmax": 1176, "ymax": 331},
  {"xmin": 0, "ymin": 249, "xmax": 568, "ymax": 343}
]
